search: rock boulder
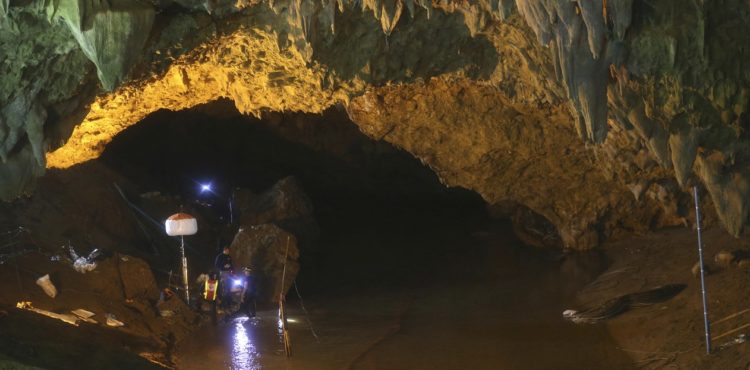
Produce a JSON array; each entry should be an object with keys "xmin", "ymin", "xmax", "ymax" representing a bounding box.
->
[
  {"xmin": 235, "ymin": 176, "xmax": 319, "ymax": 245},
  {"xmin": 229, "ymin": 224, "xmax": 300, "ymax": 303}
]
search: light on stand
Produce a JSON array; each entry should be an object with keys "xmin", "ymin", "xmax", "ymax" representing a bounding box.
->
[{"xmin": 165, "ymin": 213, "xmax": 198, "ymax": 304}]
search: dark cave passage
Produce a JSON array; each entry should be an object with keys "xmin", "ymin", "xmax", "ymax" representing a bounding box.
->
[
  {"xmin": 99, "ymin": 99, "xmax": 482, "ymax": 207},
  {"xmin": 92, "ymin": 100, "xmax": 633, "ymax": 370},
  {"xmin": 98, "ymin": 99, "xmax": 489, "ymax": 290}
]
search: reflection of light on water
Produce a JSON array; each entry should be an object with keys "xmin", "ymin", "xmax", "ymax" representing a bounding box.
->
[{"xmin": 231, "ymin": 317, "xmax": 260, "ymax": 370}]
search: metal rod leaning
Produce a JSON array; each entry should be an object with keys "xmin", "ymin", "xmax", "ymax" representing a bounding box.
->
[
  {"xmin": 279, "ymin": 236, "xmax": 292, "ymax": 357},
  {"xmin": 693, "ymin": 185, "xmax": 712, "ymax": 354}
]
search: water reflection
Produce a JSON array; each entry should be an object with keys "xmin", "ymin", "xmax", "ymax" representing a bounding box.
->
[{"xmin": 231, "ymin": 317, "xmax": 260, "ymax": 370}]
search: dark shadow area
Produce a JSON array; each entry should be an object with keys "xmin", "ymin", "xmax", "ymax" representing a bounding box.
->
[
  {"xmin": 99, "ymin": 99, "xmax": 488, "ymax": 277},
  {"xmin": 100, "ymin": 99, "xmax": 477, "ymax": 206}
]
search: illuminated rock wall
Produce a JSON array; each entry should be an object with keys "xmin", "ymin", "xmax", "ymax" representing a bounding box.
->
[{"xmin": 0, "ymin": 0, "xmax": 748, "ymax": 248}]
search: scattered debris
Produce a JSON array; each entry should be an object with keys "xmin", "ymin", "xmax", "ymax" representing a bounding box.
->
[
  {"xmin": 68, "ymin": 246, "xmax": 102, "ymax": 273},
  {"xmin": 563, "ymin": 284, "xmax": 686, "ymax": 324},
  {"xmin": 36, "ymin": 274, "xmax": 58, "ymax": 298},
  {"xmin": 718, "ymin": 334, "xmax": 748, "ymax": 351},
  {"xmin": 71, "ymin": 309, "xmax": 98, "ymax": 324},
  {"xmin": 105, "ymin": 313, "xmax": 124, "ymax": 327},
  {"xmin": 16, "ymin": 302, "xmax": 79, "ymax": 326}
]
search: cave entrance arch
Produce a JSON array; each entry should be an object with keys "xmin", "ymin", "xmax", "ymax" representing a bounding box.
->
[{"xmin": 98, "ymin": 99, "xmax": 490, "ymax": 289}]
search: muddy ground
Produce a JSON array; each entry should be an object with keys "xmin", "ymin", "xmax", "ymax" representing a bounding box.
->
[{"xmin": 577, "ymin": 227, "xmax": 750, "ymax": 369}]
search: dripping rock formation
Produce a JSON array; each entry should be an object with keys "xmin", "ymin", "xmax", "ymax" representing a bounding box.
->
[{"xmin": 1, "ymin": 0, "xmax": 749, "ymax": 249}]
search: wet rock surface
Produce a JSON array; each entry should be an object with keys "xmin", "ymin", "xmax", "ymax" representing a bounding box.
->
[{"xmin": 229, "ymin": 224, "xmax": 300, "ymax": 303}]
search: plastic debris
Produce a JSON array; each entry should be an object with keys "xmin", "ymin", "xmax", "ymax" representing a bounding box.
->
[
  {"xmin": 50, "ymin": 255, "xmax": 61, "ymax": 262},
  {"xmin": 105, "ymin": 313, "xmax": 124, "ymax": 327},
  {"xmin": 159, "ymin": 310, "xmax": 174, "ymax": 317},
  {"xmin": 16, "ymin": 301, "xmax": 79, "ymax": 326},
  {"xmin": 563, "ymin": 284, "xmax": 686, "ymax": 324},
  {"xmin": 68, "ymin": 246, "xmax": 102, "ymax": 273},
  {"xmin": 718, "ymin": 334, "xmax": 748, "ymax": 350},
  {"xmin": 36, "ymin": 274, "xmax": 58, "ymax": 298},
  {"xmin": 73, "ymin": 258, "xmax": 97, "ymax": 273},
  {"xmin": 71, "ymin": 309, "xmax": 98, "ymax": 324}
]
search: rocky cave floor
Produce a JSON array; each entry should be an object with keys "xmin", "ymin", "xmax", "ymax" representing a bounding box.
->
[{"xmin": 1, "ymin": 159, "xmax": 750, "ymax": 369}]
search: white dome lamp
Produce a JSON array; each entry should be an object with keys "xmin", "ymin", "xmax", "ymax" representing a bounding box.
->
[{"xmin": 166, "ymin": 213, "xmax": 198, "ymax": 303}]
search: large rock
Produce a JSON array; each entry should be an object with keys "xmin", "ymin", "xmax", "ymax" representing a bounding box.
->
[
  {"xmin": 229, "ymin": 224, "xmax": 299, "ymax": 303},
  {"xmin": 235, "ymin": 176, "xmax": 319, "ymax": 244},
  {"xmin": 117, "ymin": 254, "xmax": 160, "ymax": 302}
]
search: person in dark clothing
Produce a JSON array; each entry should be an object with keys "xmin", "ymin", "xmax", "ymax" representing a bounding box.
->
[
  {"xmin": 215, "ymin": 246, "xmax": 233, "ymax": 272},
  {"xmin": 214, "ymin": 247, "xmax": 233, "ymax": 307},
  {"xmin": 239, "ymin": 268, "xmax": 257, "ymax": 317}
]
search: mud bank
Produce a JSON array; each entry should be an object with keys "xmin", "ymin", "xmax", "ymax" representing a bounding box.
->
[{"xmin": 586, "ymin": 227, "xmax": 750, "ymax": 369}]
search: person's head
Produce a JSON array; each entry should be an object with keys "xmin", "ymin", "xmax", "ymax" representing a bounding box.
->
[{"xmin": 222, "ymin": 246, "xmax": 230, "ymax": 255}]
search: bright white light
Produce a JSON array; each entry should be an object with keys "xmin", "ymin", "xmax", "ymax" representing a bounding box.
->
[
  {"xmin": 233, "ymin": 279, "xmax": 244, "ymax": 287},
  {"xmin": 287, "ymin": 318, "xmax": 298, "ymax": 323},
  {"xmin": 200, "ymin": 183, "xmax": 212, "ymax": 193}
]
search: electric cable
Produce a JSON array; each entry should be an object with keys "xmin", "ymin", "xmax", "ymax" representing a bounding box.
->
[{"xmin": 293, "ymin": 280, "xmax": 320, "ymax": 343}]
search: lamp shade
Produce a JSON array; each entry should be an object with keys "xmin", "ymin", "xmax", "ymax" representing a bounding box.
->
[{"xmin": 165, "ymin": 213, "xmax": 198, "ymax": 236}]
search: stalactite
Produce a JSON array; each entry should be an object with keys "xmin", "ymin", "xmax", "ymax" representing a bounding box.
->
[
  {"xmin": 45, "ymin": 0, "xmax": 155, "ymax": 91},
  {"xmin": 515, "ymin": 0, "xmax": 635, "ymax": 143}
]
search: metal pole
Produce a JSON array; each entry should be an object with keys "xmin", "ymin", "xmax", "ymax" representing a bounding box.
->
[
  {"xmin": 181, "ymin": 235, "xmax": 190, "ymax": 304},
  {"xmin": 279, "ymin": 236, "xmax": 292, "ymax": 356},
  {"xmin": 229, "ymin": 198, "xmax": 233, "ymax": 225},
  {"xmin": 693, "ymin": 186, "xmax": 711, "ymax": 354}
]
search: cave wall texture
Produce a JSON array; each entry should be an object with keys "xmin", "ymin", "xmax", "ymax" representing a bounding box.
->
[{"xmin": 1, "ymin": 0, "xmax": 749, "ymax": 249}]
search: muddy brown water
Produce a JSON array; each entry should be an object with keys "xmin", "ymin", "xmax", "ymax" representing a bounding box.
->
[{"xmin": 177, "ymin": 205, "xmax": 636, "ymax": 370}]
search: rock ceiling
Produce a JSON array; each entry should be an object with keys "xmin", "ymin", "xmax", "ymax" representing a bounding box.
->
[{"xmin": 1, "ymin": 0, "xmax": 748, "ymax": 248}]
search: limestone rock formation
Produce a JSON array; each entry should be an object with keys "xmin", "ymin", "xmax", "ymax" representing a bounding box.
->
[
  {"xmin": 234, "ymin": 176, "xmax": 319, "ymax": 244},
  {"xmin": 0, "ymin": 0, "xmax": 748, "ymax": 248},
  {"xmin": 229, "ymin": 224, "xmax": 300, "ymax": 302}
]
